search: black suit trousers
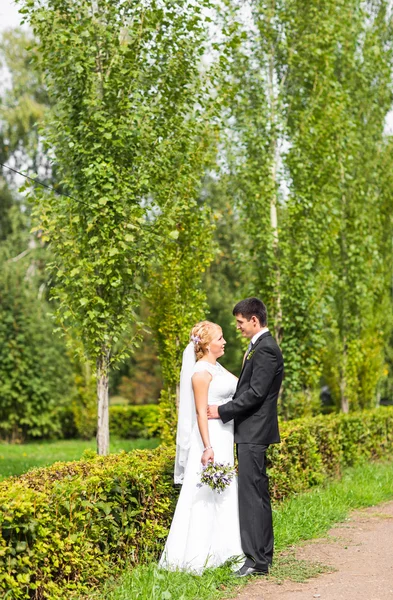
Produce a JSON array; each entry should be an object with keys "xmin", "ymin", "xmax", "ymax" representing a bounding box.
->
[{"xmin": 237, "ymin": 443, "xmax": 273, "ymax": 571}]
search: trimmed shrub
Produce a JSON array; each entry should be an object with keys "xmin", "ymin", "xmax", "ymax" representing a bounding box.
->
[
  {"xmin": 62, "ymin": 399, "xmax": 160, "ymax": 440},
  {"xmin": 268, "ymin": 408, "xmax": 393, "ymax": 499},
  {"xmin": 0, "ymin": 447, "xmax": 177, "ymax": 599},
  {"xmin": 1, "ymin": 407, "xmax": 393, "ymax": 599},
  {"xmin": 109, "ymin": 405, "xmax": 160, "ymax": 439},
  {"xmin": 60, "ymin": 404, "xmax": 160, "ymax": 441}
]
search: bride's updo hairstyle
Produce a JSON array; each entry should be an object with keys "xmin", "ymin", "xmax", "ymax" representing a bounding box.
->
[{"xmin": 190, "ymin": 321, "xmax": 220, "ymax": 360}]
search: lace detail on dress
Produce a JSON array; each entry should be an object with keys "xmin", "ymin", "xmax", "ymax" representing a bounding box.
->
[
  {"xmin": 192, "ymin": 360, "xmax": 237, "ymax": 406},
  {"xmin": 193, "ymin": 360, "xmax": 220, "ymax": 377}
]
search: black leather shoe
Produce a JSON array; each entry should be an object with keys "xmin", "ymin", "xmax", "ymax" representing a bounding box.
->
[{"xmin": 234, "ymin": 564, "xmax": 268, "ymax": 578}]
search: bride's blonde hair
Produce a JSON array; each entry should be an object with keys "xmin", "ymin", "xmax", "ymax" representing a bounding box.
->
[{"xmin": 190, "ymin": 321, "xmax": 221, "ymax": 360}]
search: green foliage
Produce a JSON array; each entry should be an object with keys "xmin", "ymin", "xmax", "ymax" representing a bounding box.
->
[
  {"xmin": 268, "ymin": 408, "xmax": 393, "ymax": 500},
  {"xmin": 203, "ymin": 176, "xmax": 249, "ymax": 375},
  {"xmin": 19, "ymin": 0, "xmax": 219, "ymax": 452},
  {"xmin": 0, "ymin": 261, "xmax": 74, "ymax": 442},
  {"xmin": 62, "ymin": 402, "xmax": 160, "ymax": 442},
  {"xmin": 148, "ymin": 182, "xmax": 216, "ymax": 443},
  {"xmin": 219, "ymin": 0, "xmax": 286, "ymax": 343},
  {"xmin": 0, "ymin": 28, "xmax": 78, "ymax": 443},
  {"xmin": 0, "ymin": 182, "xmax": 14, "ymax": 242},
  {"xmin": 282, "ymin": 0, "xmax": 393, "ymax": 411},
  {"xmin": 146, "ymin": 74, "xmax": 221, "ymax": 442},
  {"xmin": 109, "ymin": 405, "xmax": 160, "ymax": 440},
  {"xmin": 1, "ymin": 407, "xmax": 392, "ymax": 598},
  {"xmin": 0, "ymin": 192, "xmax": 73, "ymax": 442},
  {"xmin": 0, "ymin": 446, "xmax": 177, "ymax": 599},
  {"xmin": 0, "ymin": 27, "xmax": 49, "ymax": 171},
  {"xmin": 312, "ymin": 0, "xmax": 393, "ymax": 413},
  {"xmin": 110, "ymin": 316, "xmax": 163, "ymax": 406},
  {"xmin": 3, "ymin": 0, "xmax": 391, "ymax": 457},
  {"xmin": 142, "ymin": 23, "xmax": 228, "ymax": 442},
  {"xmin": 20, "ymin": 0, "xmax": 215, "ymax": 367},
  {"xmin": 222, "ymin": 0, "xmax": 393, "ymax": 415},
  {"xmin": 69, "ymin": 357, "xmax": 97, "ymax": 440}
]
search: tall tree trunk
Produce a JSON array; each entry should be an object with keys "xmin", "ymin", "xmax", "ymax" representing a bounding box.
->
[
  {"xmin": 267, "ymin": 16, "xmax": 283, "ymax": 345},
  {"xmin": 270, "ymin": 137, "xmax": 282, "ymax": 344},
  {"xmin": 340, "ymin": 339, "xmax": 349, "ymax": 413},
  {"xmin": 339, "ymin": 166, "xmax": 349, "ymax": 414},
  {"xmin": 96, "ymin": 348, "xmax": 110, "ymax": 455}
]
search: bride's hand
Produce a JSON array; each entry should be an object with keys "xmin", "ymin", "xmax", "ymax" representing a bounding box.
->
[{"xmin": 201, "ymin": 448, "xmax": 214, "ymax": 466}]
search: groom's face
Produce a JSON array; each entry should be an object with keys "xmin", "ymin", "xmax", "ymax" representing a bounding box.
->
[{"xmin": 235, "ymin": 313, "xmax": 257, "ymax": 339}]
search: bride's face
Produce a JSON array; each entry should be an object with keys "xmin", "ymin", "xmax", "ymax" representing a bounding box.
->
[{"xmin": 208, "ymin": 327, "xmax": 226, "ymax": 358}]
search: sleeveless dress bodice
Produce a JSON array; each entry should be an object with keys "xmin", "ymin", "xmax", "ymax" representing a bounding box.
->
[{"xmin": 192, "ymin": 360, "xmax": 238, "ymax": 405}]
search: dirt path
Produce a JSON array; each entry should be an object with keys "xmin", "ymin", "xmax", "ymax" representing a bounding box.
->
[{"xmin": 234, "ymin": 501, "xmax": 393, "ymax": 600}]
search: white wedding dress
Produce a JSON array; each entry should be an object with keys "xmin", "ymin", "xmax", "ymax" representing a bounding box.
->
[{"xmin": 159, "ymin": 360, "xmax": 243, "ymax": 573}]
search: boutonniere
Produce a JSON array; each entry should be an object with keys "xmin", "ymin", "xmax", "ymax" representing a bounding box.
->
[{"xmin": 247, "ymin": 349, "xmax": 255, "ymax": 361}]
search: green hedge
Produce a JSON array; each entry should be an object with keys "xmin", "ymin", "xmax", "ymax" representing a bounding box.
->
[
  {"xmin": 268, "ymin": 408, "xmax": 393, "ymax": 499},
  {"xmin": 109, "ymin": 405, "xmax": 160, "ymax": 439},
  {"xmin": 1, "ymin": 407, "xmax": 393, "ymax": 599},
  {"xmin": 0, "ymin": 447, "xmax": 177, "ymax": 599},
  {"xmin": 61, "ymin": 404, "xmax": 160, "ymax": 441}
]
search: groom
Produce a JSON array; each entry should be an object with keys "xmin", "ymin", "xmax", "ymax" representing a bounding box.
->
[{"xmin": 207, "ymin": 297, "xmax": 283, "ymax": 577}]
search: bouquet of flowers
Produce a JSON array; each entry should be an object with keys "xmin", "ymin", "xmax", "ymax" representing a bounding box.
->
[{"xmin": 198, "ymin": 462, "xmax": 236, "ymax": 494}]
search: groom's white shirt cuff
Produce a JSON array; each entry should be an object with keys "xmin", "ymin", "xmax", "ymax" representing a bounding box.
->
[{"xmin": 251, "ymin": 327, "xmax": 269, "ymax": 345}]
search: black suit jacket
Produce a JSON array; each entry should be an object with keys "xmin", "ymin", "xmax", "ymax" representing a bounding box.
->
[{"xmin": 218, "ymin": 331, "xmax": 283, "ymax": 445}]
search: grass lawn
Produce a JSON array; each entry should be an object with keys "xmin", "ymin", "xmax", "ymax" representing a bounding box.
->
[
  {"xmin": 88, "ymin": 459, "xmax": 393, "ymax": 600},
  {"xmin": 0, "ymin": 438, "xmax": 160, "ymax": 481}
]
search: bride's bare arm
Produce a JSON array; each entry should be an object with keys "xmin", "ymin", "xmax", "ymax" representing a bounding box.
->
[{"xmin": 192, "ymin": 371, "xmax": 214, "ymax": 465}]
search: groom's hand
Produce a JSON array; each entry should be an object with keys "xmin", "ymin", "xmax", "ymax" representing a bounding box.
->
[{"xmin": 207, "ymin": 405, "xmax": 220, "ymax": 419}]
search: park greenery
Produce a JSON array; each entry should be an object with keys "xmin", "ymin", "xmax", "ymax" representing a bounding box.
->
[
  {"xmin": 0, "ymin": 0, "xmax": 392, "ymax": 449},
  {"xmin": 0, "ymin": 0, "xmax": 393, "ymax": 434},
  {"xmin": 1, "ymin": 2, "xmax": 393, "ymax": 444},
  {"xmin": 5, "ymin": 457, "xmax": 389, "ymax": 598},
  {"xmin": 1, "ymin": 3, "xmax": 393, "ymax": 597},
  {"xmin": 94, "ymin": 459, "xmax": 393, "ymax": 600},
  {"xmin": 0, "ymin": 407, "xmax": 392, "ymax": 598}
]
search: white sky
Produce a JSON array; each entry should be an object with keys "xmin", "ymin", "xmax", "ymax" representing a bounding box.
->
[
  {"xmin": 0, "ymin": 0, "xmax": 26, "ymax": 92},
  {"xmin": 0, "ymin": 0, "xmax": 23, "ymax": 30}
]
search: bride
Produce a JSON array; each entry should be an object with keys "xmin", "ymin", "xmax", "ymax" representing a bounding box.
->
[{"xmin": 159, "ymin": 320, "xmax": 243, "ymax": 573}]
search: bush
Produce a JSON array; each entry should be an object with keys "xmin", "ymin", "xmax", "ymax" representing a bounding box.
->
[
  {"xmin": 61, "ymin": 404, "xmax": 160, "ymax": 441},
  {"xmin": 68, "ymin": 366, "xmax": 97, "ymax": 441},
  {"xmin": 1, "ymin": 407, "xmax": 392, "ymax": 599},
  {"xmin": 109, "ymin": 405, "xmax": 160, "ymax": 439},
  {"xmin": 0, "ymin": 263, "xmax": 74, "ymax": 442},
  {"xmin": 268, "ymin": 408, "xmax": 393, "ymax": 499},
  {"xmin": 0, "ymin": 447, "xmax": 177, "ymax": 599}
]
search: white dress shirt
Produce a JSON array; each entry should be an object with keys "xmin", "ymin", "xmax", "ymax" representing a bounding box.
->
[{"xmin": 251, "ymin": 327, "xmax": 269, "ymax": 346}]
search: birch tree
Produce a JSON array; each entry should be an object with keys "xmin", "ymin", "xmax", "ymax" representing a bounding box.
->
[
  {"xmin": 20, "ymin": 0, "xmax": 213, "ymax": 453},
  {"xmin": 225, "ymin": 0, "xmax": 393, "ymax": 414},
  {"xmin": 321, "ymin": 0, "xmax": 393, "ymax": 411}
]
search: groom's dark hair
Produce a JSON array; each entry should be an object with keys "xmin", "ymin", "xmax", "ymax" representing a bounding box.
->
[{"xmin": 233, "ymin": 297, "xmax": 267, "ymax": 326}]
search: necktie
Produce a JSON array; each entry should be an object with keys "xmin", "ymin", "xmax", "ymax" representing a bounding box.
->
[{"xmin": 242, "ymin": 341, "xmax": 253, "ymax": 366}]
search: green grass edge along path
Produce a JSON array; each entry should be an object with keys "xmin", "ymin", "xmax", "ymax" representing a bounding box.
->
[
  {"xmin": 0, "ymin": 438, "xmax": 159, "ymax": 481},
  {"xmin": 92, "ymin": 459, "xmax": 393, "ymax": 600}
]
